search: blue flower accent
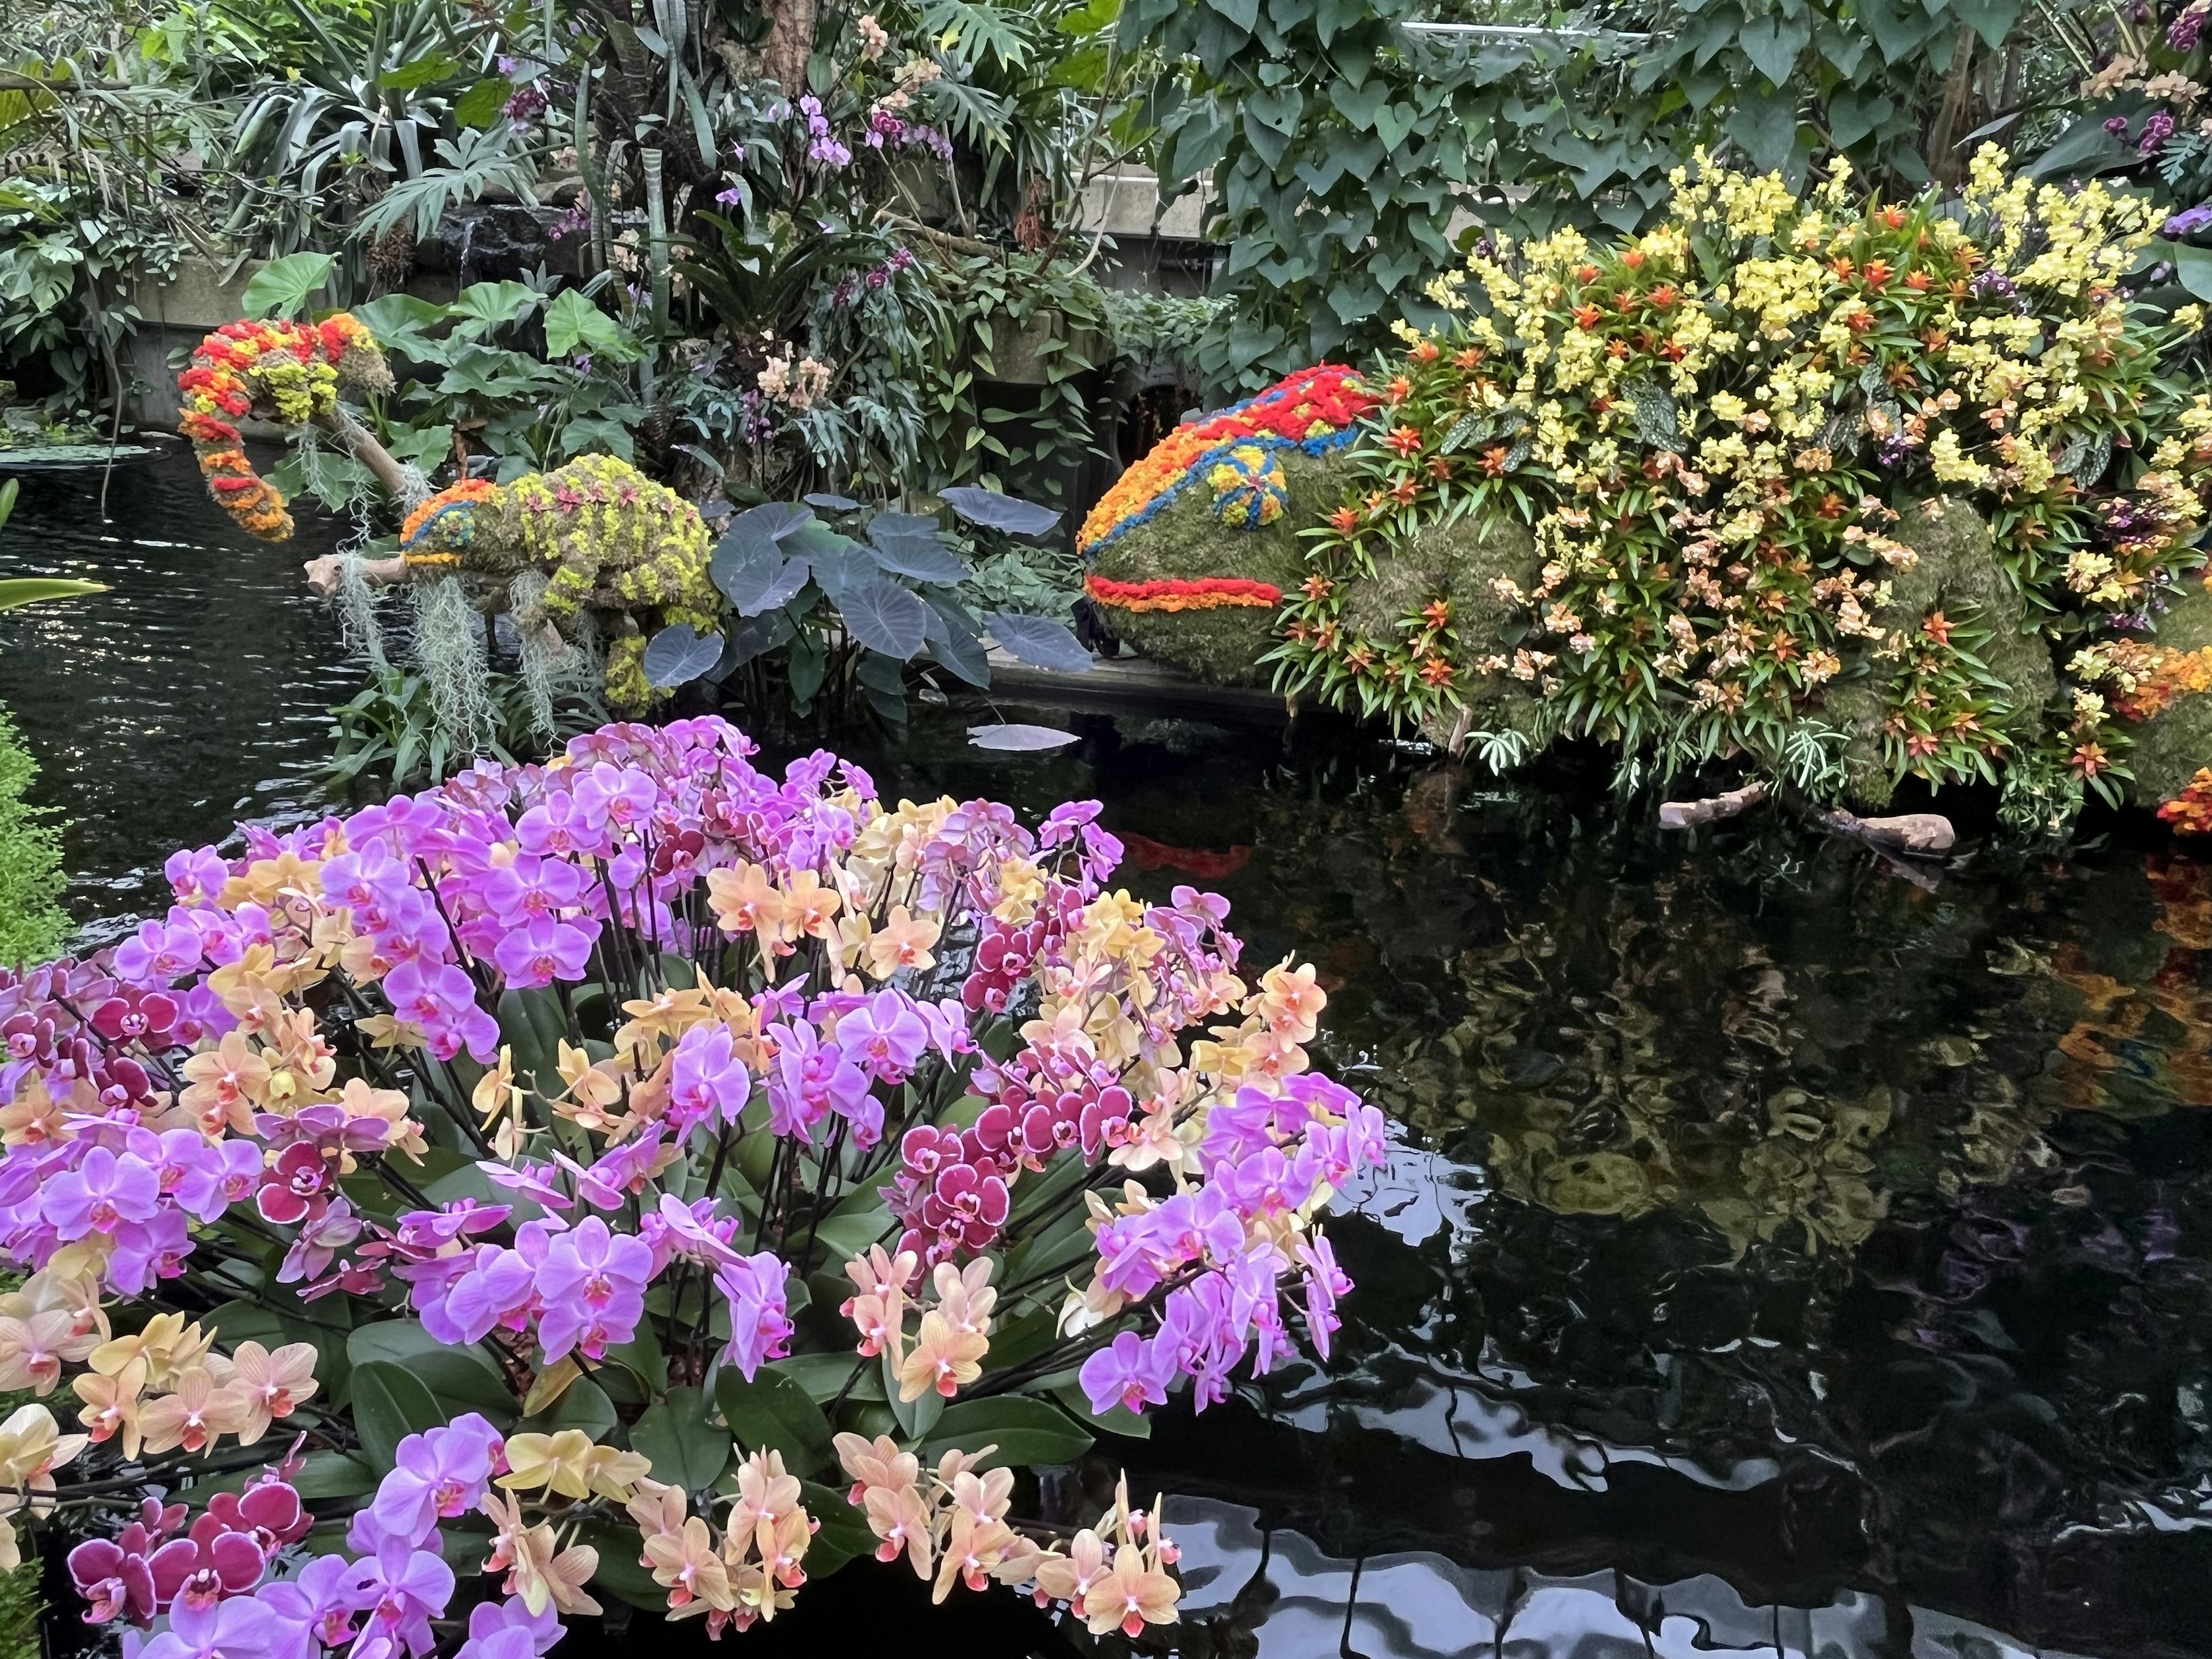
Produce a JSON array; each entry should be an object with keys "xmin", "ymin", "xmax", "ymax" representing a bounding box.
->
[{"xmin": 1207, "ymin": 446, "xmax": 1290, "ymax": 529}]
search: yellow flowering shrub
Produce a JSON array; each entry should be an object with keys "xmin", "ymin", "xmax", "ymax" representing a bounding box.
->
[{"xmin": 1271, "ymin": 146, "xmax": 2212, "ymax": 811}]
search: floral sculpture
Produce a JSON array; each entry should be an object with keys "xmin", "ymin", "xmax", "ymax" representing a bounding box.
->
[
  {"xmin": 1077, "ymin": 367, "xmax": 1377, "ymax": 683},
  {"xmin": 361, "ymin": 456, "xmax": 724, "ymax": 712},
  {"xmin": 1097, "ymin": 149, "xmax": 2212, "ymax": 828},
  {"xmin": 177, "ymin": 316, "xmax": 395, "ymax": 541},
  {"xmin": 0, "ymin": 715, "xmax": 1378, "ymax": 1645}
]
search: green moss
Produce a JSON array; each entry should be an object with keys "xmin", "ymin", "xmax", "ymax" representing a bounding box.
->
[
  {"xmin": 1331, "ymin": 514, "xmax": 1547, "ymax": 748},
  {"xmin": 1821, "ymin": 497, "xmax": 2055, "ymax": 805},
  {"xmin": 2152, "ymin": 580, "xmax": 2212, "ymax": 651},
  {"xmin": 2128, "ymin": 585, "xmax": 2212, "ymax": 802},
  {"xmin": 1088, "ymin": 449, "xmax": 1353, "ymax": 685},
  {"xmin": 0, "ymin": 706, "xmax": 67, "ymax": 967}
]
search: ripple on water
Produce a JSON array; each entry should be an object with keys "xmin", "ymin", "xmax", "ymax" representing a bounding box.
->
[{"xmin": 0, "ymin": 447, "xmax": 362, "ymax": 927}]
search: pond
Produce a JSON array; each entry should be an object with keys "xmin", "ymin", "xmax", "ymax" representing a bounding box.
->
[{"xmin": 5, "ymin": 450, "xmax": 2210, "ymax": 1659}]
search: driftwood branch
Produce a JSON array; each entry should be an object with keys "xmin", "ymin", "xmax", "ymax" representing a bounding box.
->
[
  {"xmin": 1660, "ymin": 779, "xmax": 1953, "ymax": 889},
  {"xmin": 1658, "ymin": 779, "xmax": 1767, "ymax": 828},
  {"xmin": 302, "ymin": 554, "xmax": 406, "ymax": 596},
  {"xmin": 311, "ymin": 412, "xmax": 411, "ymax": 501},
  {"xmin": 1818, "ymin": 808, "xmax": 1955, "ymax": 857}
]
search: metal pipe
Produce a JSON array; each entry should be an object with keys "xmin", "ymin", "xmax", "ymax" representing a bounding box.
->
[{"xmin": 1400, "ymin": 21, "xmax": 1653, "ymax": 40}]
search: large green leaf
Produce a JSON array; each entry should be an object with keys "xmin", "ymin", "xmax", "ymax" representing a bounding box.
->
[
  {"xmin": 0, "ymin": 578, "xmax": 105, "ymax": 612},
  {"xmin": 518, "ymin": 1374, "xmax": 617, "ymax": 1442},
  {"xmin": 1735, "ymin": 14, "xmax": 1809, "ymax": 86},
  {"xmin": 798, "ymin": 1480, "xmax": 877, "ymax": 1578},
  {"xmin": 543, "ymin": 289, "xmax": 639, "ymax": 361},
  {"xmin": 631, "ymin": 1386, "xmax": 732, "ymax": 1491},
  {"xmin": 2171, "ymin": 241, "xmax": 2212, "ymax": 303},
  {"xmin": 918, "ymin": 1396, "xmax": 1094, "ymax": 1471},
  {"xmin": 347, "ymin": 1321, "xmax": 517, "ymax": 1425},
  {"xmin": 716, "ymin": 1363, "xmax": 835, "ymax": 1476},
  {"xmin": 882, "ymin": 1349, "xmax": 944, "ymax": 1440},
  {"xmin": 454, "ymin": 76, "xmax": 514, "ymax": 128},
  {"xmin": 352, "ymin": 1361, "xmax": 449, "ymax": 1472},
  {"xmin": 243, "ymin": 252, "xmax": 337, "ymax": 320},
  {"xmin": 573, "ymin": 1519, "xmax": 668, "ymax": 1609}
]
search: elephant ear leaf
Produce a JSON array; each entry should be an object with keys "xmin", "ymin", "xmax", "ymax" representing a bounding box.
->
[
  {"xmin": 941, "ymin": 487, "xmax": 1062, "ymax": 538},
  {"xmin": 643, "ymin": 623, "xmax": 725, "ymax": 687},
  {"xmin": 841, "ymin": 577, "xmax": 929, "ymax": 660},
  {"xmin": 987, "ymin": 612, "xmax": 1092, "ymax": 673}
]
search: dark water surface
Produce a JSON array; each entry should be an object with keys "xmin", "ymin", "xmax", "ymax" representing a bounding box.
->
[{"xmin": 7, "ymin": 452, "xmax": 2212, "ymax": 1659}]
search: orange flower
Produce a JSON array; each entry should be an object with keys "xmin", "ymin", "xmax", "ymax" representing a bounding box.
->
[
  {"xmin": 1385, "ymin": 425, "xmax": 1423, "ymax": 456},
  {"xmin": 1420, "ymin": 599, "xmax": 1450, "ymax": 630},
  {"xmin": 1647, "ymin": 283, "xmax": 1677, "ymax": 308},
  {"xmin": 1862, "ymin": 260, "xmax": 1893, "ymax": 290},
  {"xmin": 1410, "ymin": 339, "xmax": 1440, "ymax": 363},
  {"xmin": 2073, "ymin": 742, "xmax": 2110, "ymax": 778},
  {"xmin": 1904, "ymin": 269, "xmax": 1931, "ymax": 291},
  {"xmin": 1418, "ymin": 654, "xmax": 1455, "ymax": 686},
  {"xmin": 1388, "ymin": 476, "xmax": 1421, "ymax": 505},
  {"xmin": 1921, "ymin": 611, "xmax": 1953, "ymax": 646},
  {"xmin": 1386, "ymin": 375, "xmax": 1412, "ymax": 402},
  {"xmin": 1573, "ymin": 304, "xmax": 1602, "ymax": 328},
  {"xmin": 1327, "ymin": 505, "xmax": 1361, "ymax": 534}
]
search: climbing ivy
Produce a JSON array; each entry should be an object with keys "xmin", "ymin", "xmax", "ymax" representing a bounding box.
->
[{"xmin": 1132, "ymin": 0, "xmax": 2043, "ymax": 392}]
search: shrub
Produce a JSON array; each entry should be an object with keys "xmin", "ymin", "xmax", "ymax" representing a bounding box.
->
[{"xmin": 0, "ymin": 706, "xmax": 67, "ymax": 968}]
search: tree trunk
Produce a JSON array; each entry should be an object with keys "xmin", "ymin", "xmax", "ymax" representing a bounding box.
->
[{"xmin": 762, "ymin": 0, "xmax": 818, "ymax": 95}]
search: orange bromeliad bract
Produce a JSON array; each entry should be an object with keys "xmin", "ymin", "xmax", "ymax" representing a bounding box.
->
[{"xmin": 176, "ymin": 315, "xmax": 384, "ymax": 543}]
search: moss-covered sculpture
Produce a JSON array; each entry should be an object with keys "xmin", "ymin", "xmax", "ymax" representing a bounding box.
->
[
  {"xmin": 1080, "ymin": 367, "xmax": 1374, "ymax": 685},
  {"xmin": 309, "ymin": 454, "xmax": 719, "ymax": 713},
  {"xmin": 1084, "ymin": 149, "xmax": 2212, "ymax": 829}
]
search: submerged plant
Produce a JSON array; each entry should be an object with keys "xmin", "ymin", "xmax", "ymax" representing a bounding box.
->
[{"xmin": 0, "ymin": 715, "xmax": 1381, "ymax": 1642}]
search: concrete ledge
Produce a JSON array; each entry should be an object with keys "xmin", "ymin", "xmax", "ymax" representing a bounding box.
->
[
  {"xmin": 982, "ymin": 646, "xmax": 1287, "ymax": 721},
  {"xmin": 1072, "ymin": 171, "xmax": 1214, "ymax": 240}
]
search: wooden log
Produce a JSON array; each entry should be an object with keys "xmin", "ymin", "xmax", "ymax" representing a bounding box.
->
[
  {"xmin": 1658, "ymin": 779, "xmax": 1767, "ymax": 828},
  {"xmin": 310, "ymin": 411, "xmax": 411, "ymax": 501},
  {"xmin": 1823, "ymin": 809, "xmax": 1955, "ymax": 857}
]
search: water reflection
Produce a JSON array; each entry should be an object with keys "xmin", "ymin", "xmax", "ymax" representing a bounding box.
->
[{"xmin": 837, "ymin": 714, "xmax": 2212, "ymax": 1658}]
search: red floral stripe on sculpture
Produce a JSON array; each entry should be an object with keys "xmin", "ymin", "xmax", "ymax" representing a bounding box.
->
[{"xmin": 1085, "ymin": 574, "xmax": 1283, "ymax": 612}]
